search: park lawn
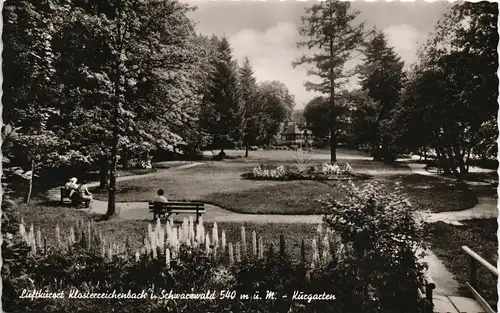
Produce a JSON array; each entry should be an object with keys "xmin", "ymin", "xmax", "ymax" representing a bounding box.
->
[
  {"xmin": 203, "ymin": 180, "xmax": 349, "ymax": 215},
  {"xmin": 425, "ymin": 219, "xmax": 498, "ymax": 308},
  {"xmin": 203, "ymin": 174, "xmax": 477, "ymax": 214},
  {"xmin": 90, "ymin": 161, "xmax": 303, "ymax": 202},
  {"xmin": 377, "ymin": 174, "xmax": 478, "ymax": 213},
  {"xmin": 14, "ymin": 200, "xmax": 318, "ymax": 261}
]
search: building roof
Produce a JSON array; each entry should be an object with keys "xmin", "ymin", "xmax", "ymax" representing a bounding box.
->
[{"xmin": 281, "ymin": 123, "xmax": 312, "ymax": 135}]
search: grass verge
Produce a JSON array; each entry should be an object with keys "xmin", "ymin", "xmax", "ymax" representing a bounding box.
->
[
  {"xmin": 425, "ymin": 219, "xmax": 498, "ymax": 307},
  {"xmin": 203, "ymin": 180, "xmax": 348, "ymax": 215},
  {"xmin": 380, "ymin": 174, "xmax": 478, "ymax": 213}
]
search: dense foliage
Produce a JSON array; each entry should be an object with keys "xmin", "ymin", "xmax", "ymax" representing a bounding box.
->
[
  {"xmin": 391, "ymin": 2, "xmax": 498, "ymax": 176},
  {"xmin": 358, "ymin": 31, "xmax": 406, "ymax": 162},
  {"xmin": 321, "ymin": 181, "xmax": 428, "ymax": 313},
  {"xmin": 295, "ymin": 1, "xmax": 497, "ymax": 174},
  {"xmin": 2, "ymin": 0, "xmax": 297, "ymax": 210}
]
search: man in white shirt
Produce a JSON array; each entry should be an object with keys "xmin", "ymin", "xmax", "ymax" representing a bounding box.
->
[
  {"xmin": 63, "ymin": 177, "xmax": 78, "ymax": 198},
  {"xmin": 65, "ymin": 177, "xmax": 78, "ymax": 189},
  {"xmin": 153, "ymin": 189, "xmax": 168, "ymax": 203}
]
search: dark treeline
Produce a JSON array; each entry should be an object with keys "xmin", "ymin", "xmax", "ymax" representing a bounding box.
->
[{"xmin": 2, "ymin": 0, "xmax": 296, "ymax": 215}]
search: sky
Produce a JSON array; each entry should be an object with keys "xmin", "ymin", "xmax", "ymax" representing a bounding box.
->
[{"xmin": 184, "ymin": 0, "xmax": 451, "ymax": 110}]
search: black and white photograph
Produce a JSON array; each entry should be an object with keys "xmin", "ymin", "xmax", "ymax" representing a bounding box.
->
[{"xmin": 1, "ymin": 0, "xmax": 498, "ymax": 312}]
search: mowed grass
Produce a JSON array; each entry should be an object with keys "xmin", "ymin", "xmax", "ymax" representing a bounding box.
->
[
  {"xmin": 203, "ymin": 180, "xmax": 349, "ymax": 215},
  {"xmin": 376, "ymin": 174, "xmax": 478, "ymax": 213},
  {"xmin": 425, "ymin": 219, "xmax": 498, "ymax": 307},
  {"xmin": 14, "ymin": 200, "xmax": 318, "ymax": 261},
  {"xmin": 90, "ymin": 161, "xmax": 294, "ymax": 202}
]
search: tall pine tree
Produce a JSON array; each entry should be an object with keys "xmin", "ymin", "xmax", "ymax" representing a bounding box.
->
[
  {"xmin": 201, "ymin": 37, "xmax": 243, "ymax": 155},
  {"xmin": 239, "ymin": 56, "xmax": 258, "ymax": 157},
  {"xmin": 359, "ymin": 31, "xmax": 405, "ymax": 162},
  {"xmin": 294, "ymin": 0, "xmax": 366, "ymax": 163}
]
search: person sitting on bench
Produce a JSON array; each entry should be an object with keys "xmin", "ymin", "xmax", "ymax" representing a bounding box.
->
[
  {"xmin": 71, "ymin": 180, "xmax": 93, "ymax": 206},
  {"xmin": 153, "ymin": 189, "xmax": 168, "ymax": 203},
  {"xmin": 63, "ymin": 177, "xmax": 79, "ymax": 198}
]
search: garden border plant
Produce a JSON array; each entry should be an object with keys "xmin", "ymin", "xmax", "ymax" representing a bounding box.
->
[
  {"xmin": 4, "ymin": 179, "xmax": 429, "ymax": 313},
  {"xmin": 241, "ymin": 162, "xmax": 371, "ymax": 181}
]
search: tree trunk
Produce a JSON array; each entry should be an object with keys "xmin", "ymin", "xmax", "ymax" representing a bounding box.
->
[
  {"xmin": 107, "ymin": 135, "xmax": 119, "ymax": 217},
  {"xmin": 24, "ymin": 160, "xmax": 34, "ymax": 204},
  {"xmin": 99, "ymin": 155, "xmax": 109, "ymax": 190},
  {"xmin": 434, "ymin": 144, "xmax": 451, "ymax": 175},
  {"xmin": 330, "ymin": 127, "xmax": 337, "ymax": 164},
  {"xmin": 466, "ymin": 146, "xmax": 472, "ymax": 172},
  {"xmin": 245, "ymin": 139, "xmax": 249, "ymax": 158},
  {"xmin": 445, "ymin": 146, "xmax": 461, "ymax": 180},
  {"xmin": 329, "ymin": 33, "xmax": 337, "ymax": 164},
  {"xmin": 107, "ymin": 95, "xmax": 120, "ymax": 217},
  {"xmin": 122, "ymin": 147, "xmax": 129, "ymax": 169},
  {"xmin": 382, "ymin": 136, "xmax": 393, "ymax": 164},
  {"xmin": 107, "ymin": 6, "xmax": 122, "ymax": 218},
  {"xmin": 453, "ymin": 145, "xmax": 467, "ymax": 174}
]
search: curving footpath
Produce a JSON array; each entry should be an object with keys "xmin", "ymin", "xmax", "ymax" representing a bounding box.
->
[
  {"xmin": 46, "ymin": 161, "xmax": 496, "ymax": 225},
  {"xmin": 409, "ymin": 162, "xmax": 497, "ymax": 308},
  {"xmin": 408, "ymin": 163, "xmax": 498, "ymax": 225}
]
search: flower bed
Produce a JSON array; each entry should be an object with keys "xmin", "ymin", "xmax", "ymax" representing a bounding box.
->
[{"xmin": 241, "ymin": 163, "xmax": 370, "ymax": 181}]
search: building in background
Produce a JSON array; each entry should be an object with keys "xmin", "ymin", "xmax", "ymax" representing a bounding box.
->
[{"xmin": 280, "ymin": 123, "xmax": 314, "ymax": 146}]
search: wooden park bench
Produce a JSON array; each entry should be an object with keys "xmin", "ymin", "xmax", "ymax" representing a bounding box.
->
[
  {"xmin": 60, "ymin": 188, "xmax": 91, "ymax": 208},
  {"xmin": 148, "ymin": 201, "xmax": 206, "ymax": 223}
]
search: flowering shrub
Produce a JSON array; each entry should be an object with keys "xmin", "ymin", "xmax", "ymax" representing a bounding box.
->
[
  {"xmin": 4, "ymin": 241, "xmax": 421, "ymax": 313},
  {"xmin": 319, "ymin": 181, "xmax": 428, "ymax": 313},
  {"xmin": 251, "ymin": 165, "xmax": 288, "ymax": 179},
  {"xmin": 4, "ymin": 209, "xmax": 428, "ymax": 313},
  {"xmin": 316, "ymin": 162, "xmax": 354, "ymax": 176},
  {"xmin": 242, "ymin": 162, "xmax": 363, "ymax": 181},
  {"xmin": 242, "ymin": 164, "xmax": 305, "ymax": 181}
]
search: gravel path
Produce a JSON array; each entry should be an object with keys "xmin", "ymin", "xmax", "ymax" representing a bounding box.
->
[
  {"xmin": 408, "ymin": 163, "xmax": 497, "ymax": 225},
  {"xmin": 409, "ymin": 162, "xmax": 497, "ymax": 296}
]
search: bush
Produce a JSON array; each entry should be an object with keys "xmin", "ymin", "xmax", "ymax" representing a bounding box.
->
[{"xmin": 319, "ymin": 181, "xmax": 428, "ymax": 313}]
